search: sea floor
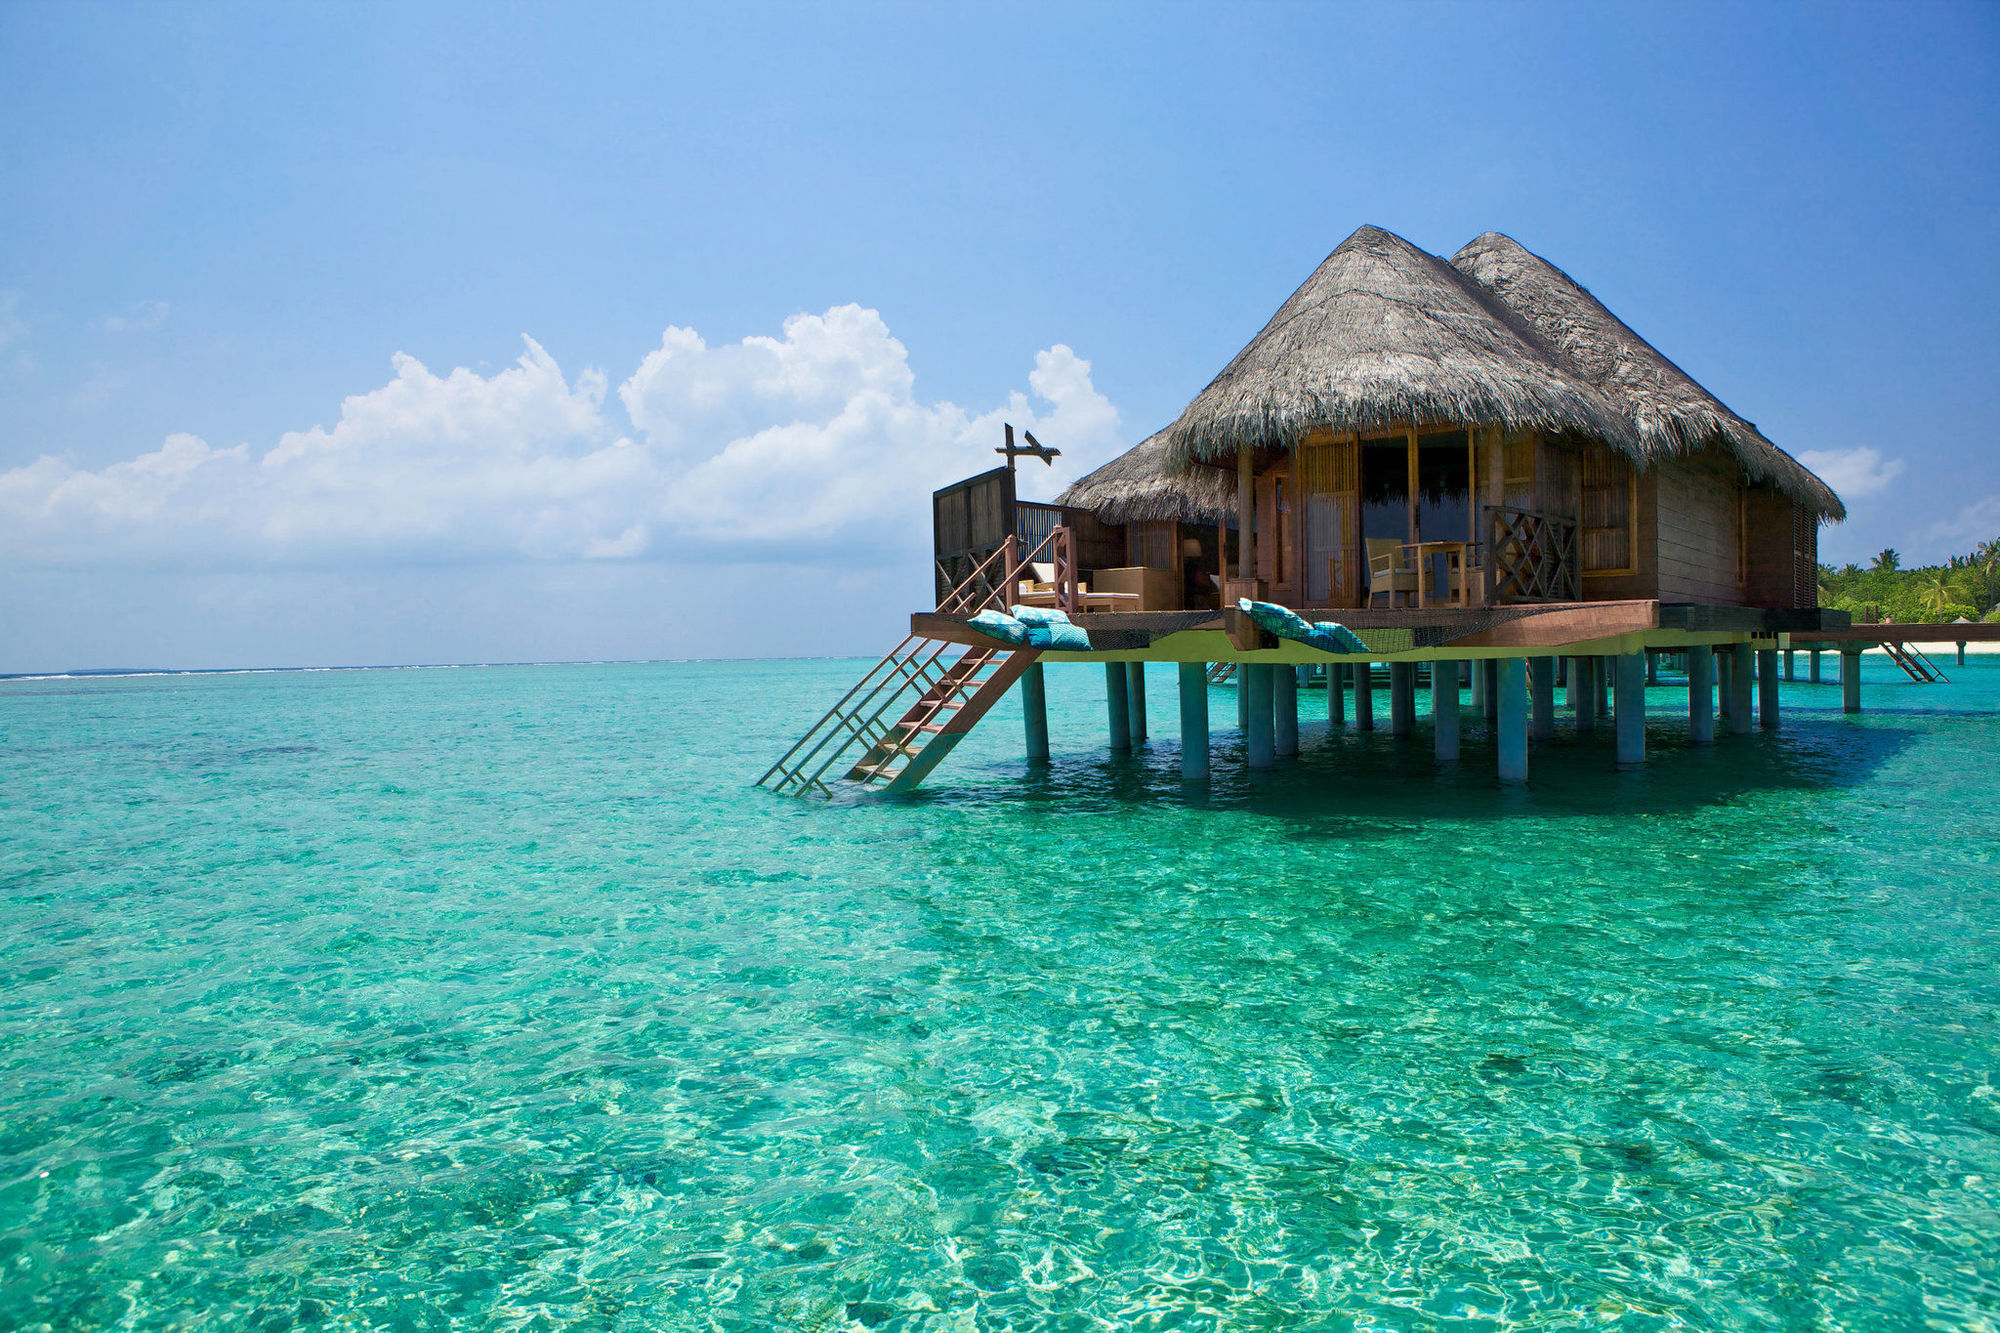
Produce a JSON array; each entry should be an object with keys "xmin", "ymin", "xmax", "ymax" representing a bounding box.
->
[{"xmin": 2, "ymin": 655, "xmax": 1997, "ymax": 1331}]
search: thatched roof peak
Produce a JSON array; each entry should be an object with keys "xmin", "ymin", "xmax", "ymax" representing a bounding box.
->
[
  {"xmin": 1451, "ymin": 231, "xmax": 1843, "ymax": 518},
  {"xmin": 1160, "ymin": 224, "xmax": 1638, "ymax": 472},
  {"xmin": 1054, "ymin": 428, "xmax": 1235, "ymax": 525}
]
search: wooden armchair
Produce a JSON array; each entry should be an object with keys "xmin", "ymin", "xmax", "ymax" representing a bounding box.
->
[{"xmin": 1366, "ymin": 538, "xmax": 1420, "ymax": 608}]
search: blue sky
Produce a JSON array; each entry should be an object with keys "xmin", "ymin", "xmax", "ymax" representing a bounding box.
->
[{"xmin": 2, "ymin": 1, "xmax": 1995, "ymax": 671}]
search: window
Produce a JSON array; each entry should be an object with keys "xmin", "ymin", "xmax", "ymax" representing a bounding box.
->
[{"xmin": 1580, "ymin": 445, "xmax": 1635, "ymax": 575}]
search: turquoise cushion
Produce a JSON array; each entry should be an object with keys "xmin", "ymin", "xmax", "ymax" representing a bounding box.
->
[
  {"xmin": 1306, "ymin": 622, "xmax": 1370, "ymax": 654},
  {"xmin": 1238, "ymin": 598, "xmax": 1367, "ymax": 655},
  {"xmin": 967, "ymin": 610, "xmax": 1027, "ymax": 644},
  {"xmin": 1010, "ymin": 605, "xmax": 1073, "ymax": 627},
  {"xmin": 1023, "ymin": 622, "xmax": 1092, "ymax": 650}
]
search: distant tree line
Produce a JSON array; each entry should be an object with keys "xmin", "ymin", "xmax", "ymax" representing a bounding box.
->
[{"xmin": 1818, "ymin": 539, "xmax": 2000, "ymax": 624}]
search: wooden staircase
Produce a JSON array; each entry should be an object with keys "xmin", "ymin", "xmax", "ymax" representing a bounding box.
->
[
  {"xmin": 757, "ymin": 528, "xmax": 1076, "ymax": 797},
  {"xmin": 1881, "ymin": 639, "xmax": 1949, "ymax": 683}
]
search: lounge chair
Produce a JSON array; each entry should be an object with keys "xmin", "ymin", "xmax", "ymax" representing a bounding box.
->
[{"xmin": 1366, "ymin": 538, "xmax": 1420, "ymax": 608}]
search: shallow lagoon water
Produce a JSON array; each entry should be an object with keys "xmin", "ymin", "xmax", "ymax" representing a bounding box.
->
[{"xmin": 2, "ymin": 654, "xmax": 1997, "ymax": 1331}]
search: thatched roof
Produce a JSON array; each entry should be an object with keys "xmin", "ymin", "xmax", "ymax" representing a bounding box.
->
[
  {"xmin": 1452, "ymin": 232, "xmax": 1843, "ymax": 519},
  {"xmin": 1054, "ymin": 428, "xmax": 1236, "ymax": 525},
  {"xmin": 1159, "ymin": 225, "xmax": 1638, "ymax": 472}
]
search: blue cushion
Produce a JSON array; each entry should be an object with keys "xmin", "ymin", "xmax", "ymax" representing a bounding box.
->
[
  {"xmin": 1010, "ymin": 605, "xmax": 1073, "ymax": 627},
  {"xmin": 1023, "ymin": 622, "xmax": 1092, "ymax": 650},
  {"xmin": 967, "ymin": 610, "xmax": 1027, "ymax": 644},
  {"xmin": 1238, "ymin": 598, "xmax": 1368, "ymax": 655}
]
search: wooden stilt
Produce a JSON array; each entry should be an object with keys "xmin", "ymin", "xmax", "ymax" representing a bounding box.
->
[
  {"xmin": 1433, "ymin": 657, "xmax": 1460, "ymax": 762},
  {"xmin": 1615, "ymin": 652, "xmax": 1645, "ymax": 766},
  {"xmin": 1687, "ymin": 644, "xmax": 1714, "ymax": 744},
  {"xmin": 1469, "ymin": 658, "xmax": 1486, "ymax": 714},
  {"xmin": 1573, "ymin": 657, "xmax": 1596, "ymax": 735},
  {"xmin": 1246, "ymin": 663, "xmax": 1275, "ymax": 767},
  {"xmin": 1353, "ymin": 662, "xmax": 1374, "ymax": 731},
  {"xmin": 1179, "ymin": 662, "xmax": 1209, "ymax": 779},
  {"xmin": 1593, "ymin": 655, "xmax": 1610, "ymax": 720},
  {"xmin": 1716, "ymin": 652, "xmax": 1733, "ymax": 726},
  {"xmin": 1784, "ymin": 648, "xmax": 1796, "ymax": 681},
  {"xmin": 1529, "ymin": 656, "xmax": 1555, "ymax": 743},
  {"xmin": 1021, "ymin": 662, "xmax": 1049, "ymax": 761},
  {"xmin": 1959, "ymin": 641, "xmax": 1968, "ymax": 667},
  {"xmin": 1810, "ymin": 649, "xmax": 1821, "ymax": 683},
  {"xmin": 1105, "ymin": 663, "xmax": 1131, "ymax": 750},
  {"xmin": 1275, "ymin": 666, "xmax": 1299, "ymax": 756},
  {"xmin": 1327, "ymin": 662, "xmax": 1346, "ymax": 725},
  {"xmin": 1497, "ymin": 658, "xmax": 1528, "ymax": 784},
  {"xmin": 1646, "ymin": 651, "xmax": 1659, "ymax": 685},
  {"xmin": 1757, "ymin": 649, "xmax": 1780, "ymax": 728},
  {"xmin": 1729, "ymin": 643, "xmax": 1754, "ymax": 735},
  {"xmin": 1237, "ymin": 667, "xmax": 1250, "ymax": 730},
  {"xmin": 1126, "ymin": 662, "xmax": 1147, "ymax": 742},
  {"xmin": 1842, "ymin": 650, "xmax": 1862, "ymax": 714},
  {"xmin": 1390, "ymin": 662, "xmax": 1415, "ymax": 736},
  {"xmin": 1483, "ymin": 659, "xmax": 1500, "ymax": 724}
]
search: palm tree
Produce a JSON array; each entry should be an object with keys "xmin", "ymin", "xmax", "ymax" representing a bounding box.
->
[
  {"xmin": 1921, "ymin": 570, "xmax": 1953, "ymax": 621},
  {"xmin": 1872, "ymin": 548, "xmax": 1900, "ymax": 573},
  {"xmin": 1976, "ymin": 538, "xmax": 2000, "ymax": 613},
  {"xmin": 1839, "ymin": 562, "xmax": 1861, "ymax": 577}
]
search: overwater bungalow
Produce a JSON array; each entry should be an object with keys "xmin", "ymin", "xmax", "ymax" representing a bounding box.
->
[{"xmin": 762, "ymin": 226, "xmax": 1863, "ymax": 796}]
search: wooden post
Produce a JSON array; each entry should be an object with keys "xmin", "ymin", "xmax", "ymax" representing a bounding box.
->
[
  {"xmin": 1646, "ymin": 651, "xmax": 1659, "ymax": 685},
  {"xmin": 1275, "ymin": 666, "xmax": 1299, "ymax": 756},
  {"xmin": 1757, "ymin": 648, "xmax": 1780, "ymax": 728},
  {"xmin": 1784, "ymin": 648, "xmax": 1796, "ymax": 681},
  {"xmin": 1469, "ymin": 657, "xmax": 1486, "ymax": 713},
  {"xmin": 1687, "ymin": 644, "xmax": 1714, "ymax": 744},
  {"xmin": 1593, "ymin": 655, "xmax": 1610, "ymax": 720},
  {"xmin": 1237, "ymin": 667, "xmax": 1250, "ymax": 731},
  {"xmin": 1021, "ymin": 662, "xmax": 1049, "ymax": 761},
  {"xmin": 1729, "ymin": 643, "xmax": 1754, "ymax": 735},
  {"xmin": 1179, "ymin": 662, "xmax": 1209, "ymax": 779},
  {"xmin": 1497, "ymin": 657, "xmax": 1528, "ymax": 784},
  {"xmin": 1810, "ymin": 649, "xmax": 1822, "ymax": 683},
  {"xmin": 1219, "ymin": 518, "xmax": 1230, "ymax": 584},
  {"xmin": 1482, "ymin": 659, "xmax": 1499, "ymax": 723},
  {"xmin": 1529, "ymin": 656, "xmax": 1555, "ymax": 743},
  {"xmin": 1237, "ymin": 443, "xmax": 1255, "ymax": 591},
  {"xmin": 1615, "ymin": 652, "xmax": 1645, "ymax": 766},
  {"xmin": 1573, "ymin": 657, "xmax": 1595, "ymax": 735},
  {"xmin": 1958, "ymin": 640, "xmax": 1968, "ymax": 667},
  {"xmin": 1716, "ymin": 651, "xmax": 1733, "ymax": 726},
  {"xmin": 1126, "ymin": 662, "xmax": 1148, "ymax": 742},
  {"xmin": 1842, "ymin": 650, "xmax": 1862, "ymax": 714},
  {"xmin": 1327, "ymin": 662, "xmax": 1346, "ymax": 725},
  {"xmin": 1105, "ymin": 663, "xmax": 1130, "ymax": 750},
  {"xmin": 1353, "ymin": 662, "xmax": 1374, "ymax": 731},
  {"xmin": 1390, "ymin": 662, "xmax": 1415, "ymax": 735},
  {"xmin": 1246, "ymin": 663, "xmax": 1275, "ymax": 767},
  {"xmin": 1433, "ymin": 658, "xmax": 1460, "ymax": 762}
]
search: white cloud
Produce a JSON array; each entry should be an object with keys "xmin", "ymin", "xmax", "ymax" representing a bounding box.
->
[
  {"xmin": 98, "ymin": 300, "xmax": 171, "ymax": 333},
  {"xmin": 1923, "ymin": 493, "xmax": 2000, "ymax": 547},
  {"xmin": 1795, "ymin": 446, "xmax": 1903, "ymax": 500},
  {"xmin": 0, "ymin": 308, "xmax": 1122, "ymax": 568}
]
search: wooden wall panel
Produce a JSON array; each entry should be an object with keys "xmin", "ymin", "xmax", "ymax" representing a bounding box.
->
[{"xmin": 1653, "ymin": 447, "xmax": 1746, "ymax": 605}]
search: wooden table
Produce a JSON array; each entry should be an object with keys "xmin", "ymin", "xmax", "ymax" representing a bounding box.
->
[{"xmin": 1404, "ymin": 541, "xmax": 1477, "ymax": 607}]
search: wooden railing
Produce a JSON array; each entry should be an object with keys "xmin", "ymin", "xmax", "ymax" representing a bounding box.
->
[
  {"xmin": 1484, "ymin": 506, "xmax": 1580, "ymax": 603},
  {"xmin": 934, "ymin": 526, "xmax": 1079, "ymax": 616}
]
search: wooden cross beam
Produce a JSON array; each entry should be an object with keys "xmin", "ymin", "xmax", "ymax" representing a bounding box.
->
[{"xmin": 995, "ymin": 423, "xmax": 1060, "ymax": 469}]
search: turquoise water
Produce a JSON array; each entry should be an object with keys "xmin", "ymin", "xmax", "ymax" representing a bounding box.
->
[{"xmin": 2, "ymin": 653, "xmax": 1997, "ymax": 1331}]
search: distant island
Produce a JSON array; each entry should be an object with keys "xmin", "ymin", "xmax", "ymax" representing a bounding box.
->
[{"xmin": 1819, "ymin": 538, "xmax": 2000, "ymax": 624}]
